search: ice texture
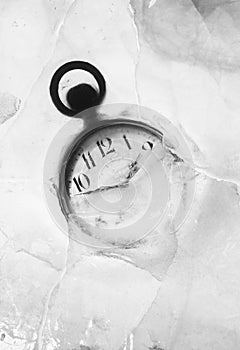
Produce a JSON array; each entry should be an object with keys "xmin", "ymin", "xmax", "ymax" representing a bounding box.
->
[{"xmin": 1, "ymin": 0, "xmax": 240, "ymax": 349}]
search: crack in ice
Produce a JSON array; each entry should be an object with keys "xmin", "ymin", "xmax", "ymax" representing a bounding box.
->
[
  {"xmin": 34, "ymin": 268, "xmax": 67, "ymax": 350},
  {"xmin": 15, "ymin": 248, "xmax": 62, "ymax": 272},
  {"xmin": 128, "ymin": 1, "xmax": 142, "ymax": 118}
]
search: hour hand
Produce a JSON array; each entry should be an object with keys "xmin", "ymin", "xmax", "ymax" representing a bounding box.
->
[{"xmin": 124, "ymin": 142, "xmax": 163, "ymax": 181}]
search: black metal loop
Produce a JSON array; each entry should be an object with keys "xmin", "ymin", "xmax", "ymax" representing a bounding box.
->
[{"xmin": 49, "ymin": 61, "xmax": 106, "ymax": 116}]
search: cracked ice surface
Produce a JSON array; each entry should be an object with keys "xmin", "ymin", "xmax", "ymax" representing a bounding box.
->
[
  {"xmin": 130, "ymin": 0, "xmax": 240, "ymax": 183},
  {"xmin": 1, "ymin": 0, "xmax": 240, "ymax": 349}
]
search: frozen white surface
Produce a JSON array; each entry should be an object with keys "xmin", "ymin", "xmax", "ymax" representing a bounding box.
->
[{"xmin": 1, "ymin": 1, "xmax": 240, "ymax": 349}]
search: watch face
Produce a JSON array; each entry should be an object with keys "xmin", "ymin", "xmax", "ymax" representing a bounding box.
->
[
  {"xmin": 66, "ymin": 123, "xmax": 161, "ymax": 198},
  {"xmin": 42, "ymin": 103, "xmax": 195, "ymax": 249},
  {"xmin": 61, "ymin": 121, "xmax": 169, "ymax": 246},
  {"xmin": 44, "ymin": 103, "xmax": 195, "ymax": 252}
]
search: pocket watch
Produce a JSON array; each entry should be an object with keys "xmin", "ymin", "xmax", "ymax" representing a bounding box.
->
[{"xmin": 45, "ymin": 61, "xmax": 195, "ymax": 254}]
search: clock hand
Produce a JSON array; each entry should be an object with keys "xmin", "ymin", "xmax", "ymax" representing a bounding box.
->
[
  {"xmin": 74, "ymin": 156, "xmax": 145, "ymax": 197},
  {"xmin": 71, "ymin": 160, "xmax": 141, "ymax": 197},
  {"xmin": 71, "ymin": 154, "xmax": 145, "ymax": 197},
  {"xmin": 125, "ymin": 159, "xmax": 140, "ymax": 180},
  {"xmin": 71, "ymin": 180, "xmax": 129, "ymax": 197},
  {"xmin": 72, "ymin": 142, "xmax": 164, "ymax": 197},
  {"xmin": 125, "ymin": 141, "xmax": 163, "ymax": 181}
]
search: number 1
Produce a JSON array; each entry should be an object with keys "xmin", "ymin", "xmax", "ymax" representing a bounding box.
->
[{"xmin": 123, "ymin": 134, "xmax": 131, "ymax": 149}]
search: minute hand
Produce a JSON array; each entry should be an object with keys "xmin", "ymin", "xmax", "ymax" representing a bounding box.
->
[{"xmin": 125, "ymin": 141, "xmax": 164, "ymax": 181}]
